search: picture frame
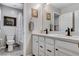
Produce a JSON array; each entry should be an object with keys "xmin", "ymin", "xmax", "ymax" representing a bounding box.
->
[
  {"xmin": 32, "ymin": 8, "xmax": 38, "ymax": 17},
  {"xmin": 46, "ymin": 13, "xmax": 51, "ymax": 20},
  {"xmin": 4, "ymin": 16, "xmax": 16, "ymax": 26}
]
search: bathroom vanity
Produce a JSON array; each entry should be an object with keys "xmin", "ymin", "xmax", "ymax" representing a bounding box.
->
[{"xmin": 32, "ymin": 32, "xmax": 79, "ymax": 56}]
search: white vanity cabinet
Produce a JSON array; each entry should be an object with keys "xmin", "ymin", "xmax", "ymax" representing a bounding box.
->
[
  {"xmin": 32, "ymin": 35, "xmax": 55, "ymax": 56},
  {"xmin": 55, "ymin": 40, "xmax": 79, "ymax": 56},
  {"xmin": 32, "ymin": 34, "xmax": 79, "ymax": 56}
]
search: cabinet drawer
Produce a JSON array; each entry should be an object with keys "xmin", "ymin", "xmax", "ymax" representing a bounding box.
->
[
  {"xmin": 39, "ymin": 36, "xmax": 44, "ymax": 42},
  {"xmin": 46, "ymin": 44, "xmax": 54, "ymax": 56},
  {"xmin": 39, "ymin": 41, "xmax": 45, "ymax": 52},
  {"xmin": 55, "ymin": 40, "xmax": 79, "ymax": 54},
  {"xmin": 45, "ymin": 38, "xmax": 54, "ymax": 45}
]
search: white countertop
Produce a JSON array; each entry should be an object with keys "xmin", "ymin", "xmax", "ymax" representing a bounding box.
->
[{"xmin": 32, "ymin": 32, "xmax": 79, "ymax": 44}]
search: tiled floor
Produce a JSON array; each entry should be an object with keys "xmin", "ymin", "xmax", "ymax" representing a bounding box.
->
[{"xmin": 0, "ymin": 47, "xmax": 23, "ymax": 56}]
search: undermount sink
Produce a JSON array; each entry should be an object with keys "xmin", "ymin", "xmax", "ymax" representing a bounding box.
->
[{"xmin": 48, "ymin": 32, "xmax": 66, "ymax": 36}]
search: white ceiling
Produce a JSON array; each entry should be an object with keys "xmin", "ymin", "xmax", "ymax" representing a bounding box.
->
[
  {"xmin": 1, "ymin": 3, "xmax": 23, "ymax": 10},
  {"xmin": 1, "ymin": 3, "xmax": 76, "ymax": 10},
  {"xmin": 50, "ymin": 3, "xmax": 73, "ymax": 9}
]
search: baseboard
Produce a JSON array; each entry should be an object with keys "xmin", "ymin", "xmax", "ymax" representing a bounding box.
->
[
  {"xmin": 26, "ymin": 53, "xmax": 32, "ymax": 56},
  {"xmin": 23, "ymin": 53, "xmax": 32, "ymax": 56}
]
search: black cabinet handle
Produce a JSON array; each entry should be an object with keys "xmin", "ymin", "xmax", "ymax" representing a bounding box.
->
[
  {"xmin": 56, "ymin": 49, "xmax": 58, "ymax": 51},
  {"xmin": 40, "ymin": 46, "xmax": 43, "ymax": 48},
  {"xmin": 47, "ymin": 49, "xmax": 52, "ymax": 52}
]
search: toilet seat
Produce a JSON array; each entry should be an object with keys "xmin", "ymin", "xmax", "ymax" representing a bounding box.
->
[{"xmin": 7, "ymin": 39, "xmax": 14, "ymax": 45}]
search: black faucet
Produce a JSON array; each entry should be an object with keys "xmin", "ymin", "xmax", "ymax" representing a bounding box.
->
[
  {"xmin": 65, "ymin": 27, "xmax": 71, "ymax": 36},
  {"xmin": 44, "ymin": 28, "xmax": 48, "ymax": 34}
]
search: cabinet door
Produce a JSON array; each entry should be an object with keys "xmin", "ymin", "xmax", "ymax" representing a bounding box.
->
[
  {"xmin": 32, "ymin": 36, "xmax": 39, "ymax": 56},
  {"xmin": 55, "ymin": 40, "xmax": 79, "ymax": 56},
  {"xmin": 59, "ymin": 12, "xmax": 73, "ymax": 31},
  {"xmin": 55, "ymin": 47, "xmax": 71, "ymax": 56}
]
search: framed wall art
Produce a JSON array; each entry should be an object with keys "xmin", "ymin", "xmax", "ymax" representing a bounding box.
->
[
  {"xmin": 4, "ymin": 16, "xmax": 16, "ymax": 26},
  {"xmin": 46, "ymin": 13, "xmax": 51, "ymax": 20},
  {"xmin": 32, "ymin": 8, "xmax": 38, "ymax": 17}
]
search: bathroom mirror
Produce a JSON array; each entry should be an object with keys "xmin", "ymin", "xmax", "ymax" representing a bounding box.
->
[
  {"xmin": 54, "ymin": 13, "xmax": 60, "ymax": 31},
  {"xmin": 42, "ymin": 3, "xmax": 75, "ymax": 32}
]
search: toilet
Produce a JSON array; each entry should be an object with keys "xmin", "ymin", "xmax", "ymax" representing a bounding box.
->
[
  {"xmin": 4, "ymin": 27, "xmax": 16, "ymax": 52},
  {"xmin": 7, "ymin": 35, "xmax": 15, "ymax": 52}
]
